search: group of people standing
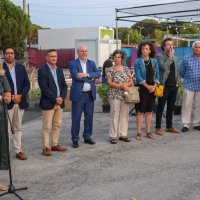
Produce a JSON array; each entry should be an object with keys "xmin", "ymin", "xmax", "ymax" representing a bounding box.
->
[
  {"xmin": 0, "ymin": 39, "xmax": 200, "ymax": 190},
  {"xmin": 107, "ymin": 38, "xmax": 200, "ymax": 144},
  {"xmin": 0, "ymin": 45, "xmax": 100, "ymax": 190}
]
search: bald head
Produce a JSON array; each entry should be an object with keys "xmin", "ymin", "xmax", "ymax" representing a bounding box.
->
[
  {"xmin": 77, "ymin": 45, "xmax": 88, "ymax": 62},
  {"xmin": 77, "ymin": 45, "xmax": 87, "ymax": 51}
]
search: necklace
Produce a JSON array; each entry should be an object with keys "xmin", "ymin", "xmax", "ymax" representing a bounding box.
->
[
  {"xmin": 144, "ymin": 59, "xmax": 150, "ymax": 65},
  {"xmin": 114, "ymin": 65, "xmax": 123, "ymax": 71}
]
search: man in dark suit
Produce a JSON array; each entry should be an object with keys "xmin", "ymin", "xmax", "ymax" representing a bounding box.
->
[
  {"xmin": 68, "ymin": 45, "xmax": 101, "ymax": 148},
  {"xmin": 38, "ymin": 49, "xmax": 67, "ymax": 156},
  {"xmin": 3, "ymin": 47, "xmax": 30, "ymax": 160}
]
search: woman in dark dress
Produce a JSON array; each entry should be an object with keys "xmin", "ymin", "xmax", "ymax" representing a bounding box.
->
[
  {"xmin": 0, "ymin": 60, "xmax": 11, "ymax": 191},
  {"xmin": 134, "ymin": 41, "xmax": 160, "ymax": 141}
]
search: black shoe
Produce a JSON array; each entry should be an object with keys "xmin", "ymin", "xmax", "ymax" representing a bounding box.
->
[
  {"xmin": 84, "ymin": 139, "xmax": 96, "ymax": 145},
  {"xmin": 182, "ymin": 127, "xmax": 189, "ymax": 132},
  {"xmin": 194, "ymin": 126, "xmax": 200, "ymax": 131},
  {"xmin": 72, "ymin": 141, "xmax": 79, "ymax": 148}
]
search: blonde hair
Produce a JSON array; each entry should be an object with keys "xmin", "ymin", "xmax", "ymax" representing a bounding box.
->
[{"xmin": 0, "ymin": 60, "xmax": 5, "ymax": 76}]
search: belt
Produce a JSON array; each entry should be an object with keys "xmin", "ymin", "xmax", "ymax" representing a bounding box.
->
[{"xmin": 82, "ymin": 91, "xmax": 91, "ymax": 93}]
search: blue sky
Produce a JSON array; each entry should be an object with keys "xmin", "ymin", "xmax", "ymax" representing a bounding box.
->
[{"xmin": 12, "ymin": 0, "xmax": 185, "ymax": 29}]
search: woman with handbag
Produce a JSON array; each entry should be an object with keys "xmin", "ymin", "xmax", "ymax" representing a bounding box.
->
[
  {"xmin": 0, "ymin": 60, "xmax": 11, "ymax": 191},
  {"xmin": 134, "ymin": 41, "xmax": 160, "ymax": 141},
  {"xmin": 107, "ymin": 50, "xmax": 133, "ymax": 144}
]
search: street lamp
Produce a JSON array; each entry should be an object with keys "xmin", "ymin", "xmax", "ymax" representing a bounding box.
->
[
  {"xmin": 138, "ymin": 26, "xmax": 144, "ymax": 36},
  {"xmin": 176, "ymin": 31, "xmax": 179, "ymax": 47},
  {"xmin": 127, "ymin": 34, "xmax": 130, "ymax": 45}
]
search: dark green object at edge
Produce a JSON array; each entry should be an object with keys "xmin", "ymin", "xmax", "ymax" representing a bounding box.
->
[{"xmin": 0, "ymin": 76, "xmax": 11, "ymax": 170}]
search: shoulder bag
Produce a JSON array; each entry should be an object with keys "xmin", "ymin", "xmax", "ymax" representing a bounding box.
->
[{"xmin": 124, "ymin": 85, "xmax": 140, "ymax": 104}]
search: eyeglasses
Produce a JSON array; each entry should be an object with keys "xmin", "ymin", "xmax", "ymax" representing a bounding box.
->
[{"xmin": 5, "ymin": 52, "xmax": 14, "ymax": 55}]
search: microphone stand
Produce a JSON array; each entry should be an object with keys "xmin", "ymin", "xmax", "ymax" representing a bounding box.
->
[{"xmin": 0, "ymin": 82, "xmax": 28, "ymax": 200}]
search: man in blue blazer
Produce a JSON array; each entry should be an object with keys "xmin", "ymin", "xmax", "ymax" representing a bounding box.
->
[
  {"xmin": 3, "ymin": 47, "xmax": 30, "ymax": 160},
  {"xmin": 38, "ymin": 49, "xmax": 67, "ymax": 156},
  {"xmin": 68, "ymin": 45, "xmax": 101, "ymax": 148}
]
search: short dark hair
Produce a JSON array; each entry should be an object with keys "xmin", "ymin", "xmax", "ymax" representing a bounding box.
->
[
  {"xmin": 109, "ymin": 53, "xmax": 113, "ymax": 59},
  {"xmin": 3, "ymin": 46, "xmax": 15, "ymax": 54},
  {"xmin": 137, "ymin": 41, "xmax": 157, "ymax": 58},
  {"xmin": 45, "ymin": 49, "xmax": 57, "ymax": 56},
  {"xmin": 112, "ymin": 49, "xmax": 125, "ymax": 60},
  {"xmin": 161, "ymin": 38, "xmax": 173, "ymax": 51}
]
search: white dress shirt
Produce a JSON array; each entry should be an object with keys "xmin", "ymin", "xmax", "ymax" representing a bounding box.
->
[
  {"xmin": 79, "ymin": 59, "xmax": 91, "ymax": 92},
  {"xmin": 8, "ymin": 63, "xmax": 17, "ymax": 95}
]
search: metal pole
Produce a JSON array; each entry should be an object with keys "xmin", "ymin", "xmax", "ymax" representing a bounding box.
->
[
  {"xmin": 167, "ymin": 25, "xmax": 169, "ymax": 35},
  {"xmin": 23, "ymin": 0, "xmax": 26, "ymax": 13},
  {"xmin": 127, "ymin": 34, "xmax": 130, "ymax": 45},
  {"xmin": 177, "ymin": 32, "xmax": 179, "ymax": 47},
  {"xmin": 27, "ymin": 3, "xmax": 31, "ymax": 50},
  {"xmin": 115, "ymin": 9, "xmax": 119, "ymax": 50}
]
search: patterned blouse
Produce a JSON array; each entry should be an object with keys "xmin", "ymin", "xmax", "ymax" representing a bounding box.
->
[{"xmin": 107, "ymin": 66, "xmax": 132, "ymax": 100}]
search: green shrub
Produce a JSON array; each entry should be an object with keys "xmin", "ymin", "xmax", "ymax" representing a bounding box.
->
[
  {"xmin": 96, "ymin": 84, "xmax": 110, "ymax": 105},
  {"xmin": 28, "ymin": 88, "xmax": 41, "ymax": 101}
]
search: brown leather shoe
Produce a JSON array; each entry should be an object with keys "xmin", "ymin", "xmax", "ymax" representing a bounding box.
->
[
  {"xmin": 166, "ymin": 127, "xmax": 179, "ymax": 133},
  {"xmin": 16, "ymin": 152, "xmax": 27, "ymax": 160},
  {"xmin": 51, "ymin": 145, "xmax": 67, "ymax": 151},
  {"xmin": 155, "ymin": 128, "xmax": 163, "ymax": 135},
  {"xmin": 43, "ymin": 148, "xmax": 52, "ymax": 156}
]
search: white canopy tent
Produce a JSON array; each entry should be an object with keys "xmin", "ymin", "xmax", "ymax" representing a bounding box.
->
[{"xmin": 115, "ymin": 0, "xmax": 200, "ymax": 48}]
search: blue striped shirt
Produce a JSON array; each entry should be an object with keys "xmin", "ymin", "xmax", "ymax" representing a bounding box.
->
[
  {"xmin": 179, "ymin": 54, "xmax": 200, "ymax": 91},
  {"xmin": 47, "ymin": 63, "xmax": 60, "ymax": 96}
]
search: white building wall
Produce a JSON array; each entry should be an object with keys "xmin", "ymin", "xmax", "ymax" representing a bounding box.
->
[
  {"xmin": 75, "ymin": 39, "xmax": 121, "ymax": 67},
  {"xmin": 38, "ymin": 27, "xmax": 121, "ymax": 67},
  {"xmin": 38, "ymin": 27, "xmax": 99, "ymax": 49},
  {"xmin": 98, "ymin": 39, "xmax": 121, "ymax": 67},
  {"xmin": 75, "ymin": 39, "xmax": 98, "ymax": 63}
]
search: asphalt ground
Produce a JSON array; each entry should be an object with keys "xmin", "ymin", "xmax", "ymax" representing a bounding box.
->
[{"xmin": 0, "ymin": 101, "xmax": 200, "ymax": 200}]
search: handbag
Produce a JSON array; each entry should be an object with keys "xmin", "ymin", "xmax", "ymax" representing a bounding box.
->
[
  {"xmin": 154, "ymin": 85, "xmax": 164, "ymax": 97},
  {"xmin": 124, "ymin": 85, "xmax": 140, "ymax": 104}
]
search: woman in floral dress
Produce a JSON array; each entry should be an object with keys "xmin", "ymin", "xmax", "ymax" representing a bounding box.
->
[{"xmin": 107, "ymin": 50, "xmax": 133, "ymax": 144}]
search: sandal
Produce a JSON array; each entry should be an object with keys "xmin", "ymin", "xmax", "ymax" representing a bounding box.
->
[
  {"xmin": 119, "ymin": 137, "xmax": 131, "ymax": 142},
  {"xmin": 111, "ymin": 138, "xmax": 117, "ymax": 144},
  {"xmin": 0, "ymin": 183, "xmax": 7, "ymax": 191},
  {"xmin": 146, "ymin": 132, "xmax": 154, "ymax": 139},
  {"xmin": 136, "ymin": 133, "xmax": 142, "ymax": 141}
]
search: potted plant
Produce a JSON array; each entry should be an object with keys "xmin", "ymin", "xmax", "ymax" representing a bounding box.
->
[
  {"xmin": 96, "ymin": 83, "xmax": 110, "ymax": 112},
  {"xmin": 174, "ymin": 83, "xmax": 183, "ymax": 115},
  {"xmin": 28, "ymin": 88, "xmax": 41, "ymax": 110}
]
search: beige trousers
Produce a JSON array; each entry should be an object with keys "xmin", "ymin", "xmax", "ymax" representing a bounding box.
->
[
  {"xmin": 109, "ymin": 99, "xmax": 130, "ymax": 138},
  {"xmin": 8, "ymin": 104, "xmax": 24, "ymax": 153},
  {"xmin": 41, "ymin": 105, "xmax": 63, "ymax": 149},
  {"xmin": 181, "ymin": 89, "xmax": 200, "ymax": 128}
]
